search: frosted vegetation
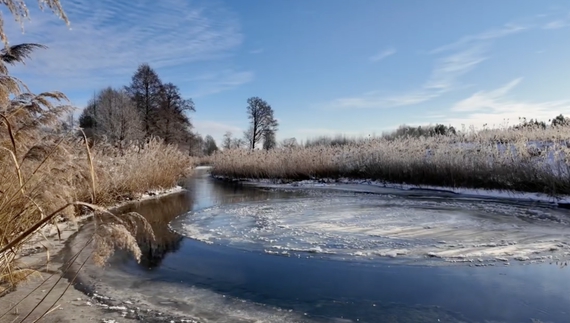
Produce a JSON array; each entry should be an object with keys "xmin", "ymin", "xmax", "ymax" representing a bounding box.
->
[{"xmin": 211, "ymin": 124, "xmax": 570, "ymax": 197}]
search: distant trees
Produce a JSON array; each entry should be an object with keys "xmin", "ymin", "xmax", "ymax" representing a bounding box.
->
[
  {"xmin": 513, "ymin": 117, "xmax": 547, "ymax": 130},
  {"xmin": 281, "ymin": 137, "xmax": 298, "ymax": 148},
  {"xmin": 231, "ymin": 137, "xmax": 246, "ymax": 149},
  {"xmin": 382, "ymin": 124, "xmax": 456, "ymax": 140},
  {"xmin": 244, "ymin": 97, "xmax": 278, "ymax": 150},
  {"xmin": 79, "ymin": 87, "xmax": 143, "ymax": 150},
  {"xmin": 80, "ymin": 63, "xmax": 200, "ymax": 154},
  {"xmin": 551, "ymin": 114, "xmax": 570, "ymax": 127},
  {"xmin": 222, "ymin": 131, "xmax": 232, "ymax": 150},
  {"xmin": 203, "ymin": 135, "xmax": 219, "ymax": 155}
]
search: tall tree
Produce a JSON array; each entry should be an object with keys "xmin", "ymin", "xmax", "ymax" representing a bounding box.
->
[
  {"xmin": 262, "ymin": 129, "xmax": 276, "ymax": 150},
  {"xmin": 203, "ymin": 135, "xmax": 218, "ymax": 156},
  {"xmin": 231, "ymin": 137, "xmax": 245, "ymax": 149},
  {"xmin": 222, "ymin": 131, "xmax": 232, "ymax": 150},
  {"xmin": 156, "ymin": 83, "xmax": 195, "ymax": 144},
  {"xmin": 125, "ymin": 63, "xmax": 163, "ymax": 139},
  {"xmin": 79, "ymin": 87, "xmax": 143, "ymax": 150},
  {"xmin": 188, "ymin": 133, "xmax": 204, "ymax": 156},
  {"xmin": 245, "ymin": 97, "xmax": 278, "ymax": 150}
]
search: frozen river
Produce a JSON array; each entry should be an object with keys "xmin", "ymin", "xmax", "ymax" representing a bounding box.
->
[{"xmin": 69, "ymin": 168, "xmax": 570, "ymax": 322}]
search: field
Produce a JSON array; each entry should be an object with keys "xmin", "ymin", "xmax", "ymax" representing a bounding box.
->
[{"xmin": 211, "ymin": 125, "xmax": 570, "ymax": 197}]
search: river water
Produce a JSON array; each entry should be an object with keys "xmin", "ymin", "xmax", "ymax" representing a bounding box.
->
[{"xmin": 79, "ymin": 168, "xmax": 570, "ymax": 323}]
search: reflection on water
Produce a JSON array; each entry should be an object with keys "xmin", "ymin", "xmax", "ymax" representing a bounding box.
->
[
  {"xmin": 107, "ymin": 168, "xmax": 570, "ymax": 323},
  {"xmin": 113, "ymin": 170, "xmax": 301, "ymax": 269},
  {"xmin": 115, "ymin": 192, "xmax": 190, "ymax": 269}
]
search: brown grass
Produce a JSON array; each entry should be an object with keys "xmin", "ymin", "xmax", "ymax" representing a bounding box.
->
[
  {"xmin": 78, "ymin": 139, "xmax": 194, "ymax": 205},
  {"xmin": 211, "ymin": 126, "xmax": 570, "ymax": 196},
  {"xmin": 0, "ymin": 110, "xmax": 193, "ymax": 293}
]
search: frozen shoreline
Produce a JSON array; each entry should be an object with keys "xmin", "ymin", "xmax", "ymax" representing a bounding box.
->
[{"xmin": 212, "ymin": 174, "xmax": 570, "ymax": 206}]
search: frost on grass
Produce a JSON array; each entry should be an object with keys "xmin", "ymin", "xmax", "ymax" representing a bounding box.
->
[
  {"xmin": 211, "ymin": 127, "xmax": 570, "ymax": 196},
  {"xmin": 93, "ymin": 211, "xmax": 155, "ymax": 266}
]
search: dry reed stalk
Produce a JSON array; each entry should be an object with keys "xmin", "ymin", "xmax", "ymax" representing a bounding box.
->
[{"xmin": 211, "ymin": 127, "xmax": 570, "ymax": 196}]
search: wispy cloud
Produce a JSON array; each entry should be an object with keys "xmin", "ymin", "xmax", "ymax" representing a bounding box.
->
[
  {"xmin": 543, "ymin": 20, "xmax": 569, "ymax": 29},
  {"xmin": 249, "ymin": 48, "xmax": 264, "ymax": 54},
  {"xmin": 186, "ymin": 69, "xmax": 254, "ymax": 98},
  {"xmin": 369, "ymin": 48, "xmax": 396, "ymax": 62},
  {"xmin": 323, "ymin": 23, "xmax": 526, "ymax": 110},
  {"xmin": 6, "ymin": 0, "xmax": 244, "ymax": 95},
  {"xmin": 444, "ymin": 78, "xmax": 570, "ymax": 128},
  {"xmin": 428, "ymin": 23, "xmax": 527, "ymax": 54}
]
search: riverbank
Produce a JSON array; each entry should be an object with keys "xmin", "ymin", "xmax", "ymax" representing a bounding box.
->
[
  {"xmin": 210, "ymin": 130, "xmax": 570, "ymax": 197},
  {"xmin": 0, "ymin": 185, "xmax": 189, "ymax": 323}
]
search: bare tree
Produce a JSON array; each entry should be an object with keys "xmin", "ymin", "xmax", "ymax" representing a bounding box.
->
[
  {"xmin": 245, "ymin": 97, "xmax": 278, "ymax": 150},
  {"xmin": 79, "ymin": 87, "xmax": 143, "ymax": 151},
  {"xmin": 222, "ymin": 131, "xmax": 232, "ymax": 150},
  {"xmin": 243, "ymin": 126, "xmax": 253, "ymax": 150},
  {"xmin": 125, "ymin": 63, "xmax": 163, "ymax": 139},
  {"xmin": 203, "ymin": 135, "xmax": 218, "ymax": 156},
  {"xmin": 231, "ymin": 137, "xmax": 245, "ymax": 149},
  {"xmin": 281, "ymin": 137, "xmax": 298, "ymax": 148},
  {"xmin": 156, "ymin": 83, "xmax": 195, "ymax": 145},
  {"xmin": 188, "ymin": 133, "xmax": 204, "ymax": 156},
  {"xmin": 262, "ymin": 129, "xmax": 276, "ymax": 150}
]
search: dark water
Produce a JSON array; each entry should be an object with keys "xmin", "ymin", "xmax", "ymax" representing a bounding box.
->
[{"xmin": 109, "ymin": 168, "xmax": 570, "ymax": 323}]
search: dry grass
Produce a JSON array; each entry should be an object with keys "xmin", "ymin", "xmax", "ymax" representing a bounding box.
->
[
  {"xmin": 78, "ymin": 139, "xmax": 194, "ymax": 205},
  {"xmin": 0, "ymin": 111, "xmax": 193, "ymax": 293},
  {"xmin": 211, "ymin": 126, "xmax": 570, "ymax": 196}
]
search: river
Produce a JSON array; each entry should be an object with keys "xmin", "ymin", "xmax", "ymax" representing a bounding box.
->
[{"xmin": 68, "ymin": 167, "xmax": 570, "ymax": 323}]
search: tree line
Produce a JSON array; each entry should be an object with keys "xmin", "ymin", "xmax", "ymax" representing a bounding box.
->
[
  {"xmin": 78, "ymin": 63, "xmax": 281, "ymax": 155},
  {"xmin": 79, "ymin": 63, "xmax": 569, "ymax": 153},
  {"xmin": 78, "ymin": 63, "xmax": 218, "ymax": 156}
]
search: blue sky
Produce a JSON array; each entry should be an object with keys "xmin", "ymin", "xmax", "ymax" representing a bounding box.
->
[{"xmin": 5, "ymin": 0, "xmax": 570, "ymax": 144}]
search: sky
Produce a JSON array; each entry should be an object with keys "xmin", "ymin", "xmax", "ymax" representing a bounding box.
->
[{"xmin": 5, "ymin": 0, "xmax": 570, "ymax": 144}]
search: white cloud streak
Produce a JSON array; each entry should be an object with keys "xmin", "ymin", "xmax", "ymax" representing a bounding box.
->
[
  {"xmin": 445, "ymin": 78, "xmax": 570, "ymax": 128},
  {"xmin": 187, "ymin": 69, "xmax": 254, "ymax": 98},
  {"xmin": 543, "ymin": 20, "xmax": 568, "ymax": 29},
  {"xmin": 6, "ymin": 0, "xmax": 246, "ymax": 94},
  {"xmin": 323, "ymin": 22, "xmax": 531, "ymax": 110},
  {"xmin": 249, "ymin": 48, "xmax": 264, "ymax": 54},
  {"xmin": 369, "ymin": 48, "xmax": 396, "ymax": 62}
]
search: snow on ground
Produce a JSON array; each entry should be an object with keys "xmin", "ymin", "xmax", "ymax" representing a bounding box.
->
[{"xmin": 140, "ymin": 185, "xmax": 185, "ymax": 199}]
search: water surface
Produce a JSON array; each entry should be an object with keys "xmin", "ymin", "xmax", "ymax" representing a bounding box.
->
[{"xmin": 98, "ymin": 169, "xmax": 570, "ymax": 323}]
